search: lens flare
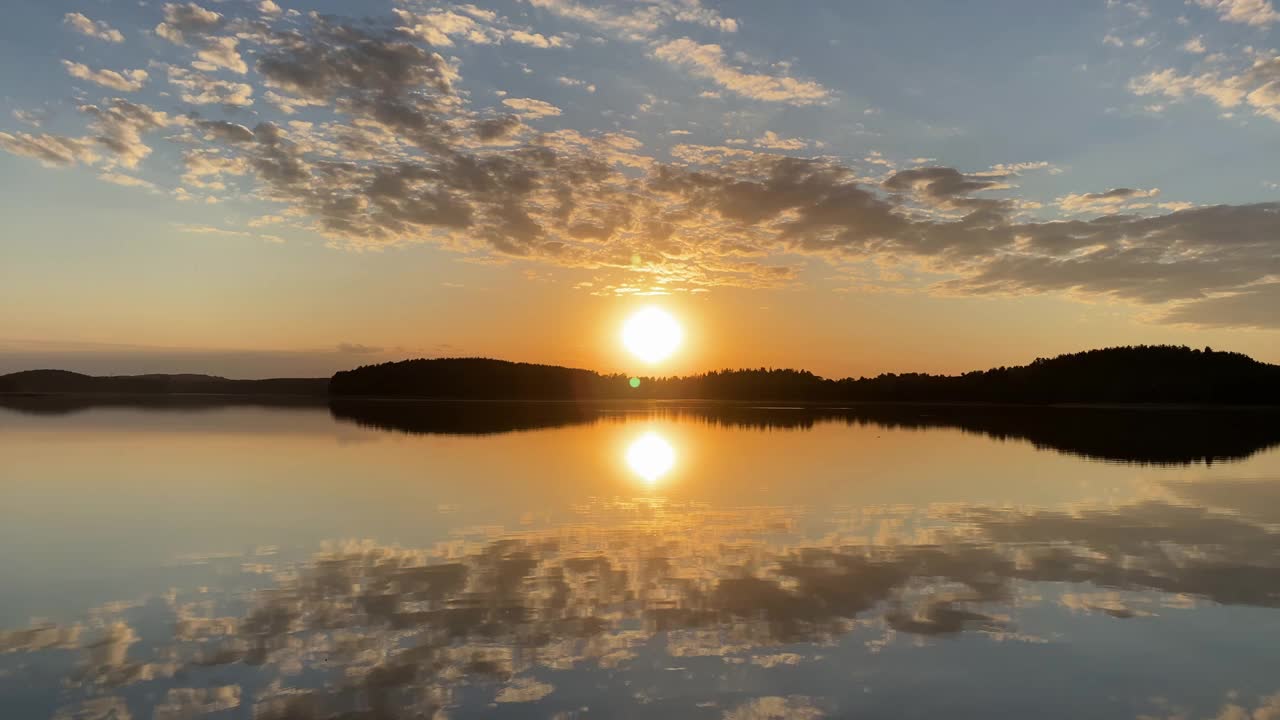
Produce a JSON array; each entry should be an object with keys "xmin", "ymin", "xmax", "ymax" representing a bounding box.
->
[
  {"xmin": 625, "ymin": 432, "xmax": 676, "ymax": 484},
  {"xmin": 621, "ymin": 307, "xmax": 683, "ymax": 364}
]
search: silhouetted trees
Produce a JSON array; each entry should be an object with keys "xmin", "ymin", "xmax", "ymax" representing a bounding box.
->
[
  {"xmin": 7, "ymin": 346, "xmax": 1279, "ymax": 405},
  {"xmin": 328, "ymin": 346, "xmax": 1280, "ymax": 405}
]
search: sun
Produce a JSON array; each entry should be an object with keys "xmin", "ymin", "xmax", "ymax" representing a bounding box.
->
[{"xmin": 621, "ymin": 307, "xmax": 683, "ymax": 364}]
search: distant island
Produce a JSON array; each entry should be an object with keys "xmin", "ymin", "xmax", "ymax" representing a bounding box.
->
[
  {"xmin": 3, "ymin": 345, "xmax": 1279, "ymax": 405},
  {"xmin": 0, "ymin": 369, "xmax": 328, "ymax": 396}
]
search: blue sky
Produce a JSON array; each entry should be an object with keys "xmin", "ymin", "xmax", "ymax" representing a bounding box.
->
[{"xmin": 1, "ymin": 0, "xmax": 1279, "ymax": 376}]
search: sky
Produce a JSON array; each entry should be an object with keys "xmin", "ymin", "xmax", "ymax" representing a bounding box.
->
[{"xmin": 1, "ymin": 0, "xmax": 1279, "ymax": 379}]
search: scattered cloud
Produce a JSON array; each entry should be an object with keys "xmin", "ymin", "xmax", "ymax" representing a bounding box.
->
[
  {"xmin": 501, "ymin": 97, "xmax": 563, "ymax": 117},
  {"xmin": 652, "ymin": 38, "xmax": 829, "ymax": 105},
  {"xmin": 63, "ymin": 12, "xmax": 125, "ymax": 43},
  {"xmin": 62, "ymin": 61, "xmax": 148, "ymax": 92},
  {"xmin": 154, "ymin": 2, "xmax": 223, "ymax": 46},
  {"xmin": 557, "ymin": 75, "xmax": 597, "ymax": 92},
  {"xmin": 1058, "ymin": 187, "xmax": 1160, "ymax": 213},
  {"xmin": 165, "ymin": 65, "xmax": 253, "ymax": 106},
  {"xmin": 1193, "ymin": 0, "xmax": 1280, "ymax": 26},
  {"xmin": 753, "ymin": 131, "xmax": 808, "ymax": 150},
  {"xmin": 1130, "ymin": 57, "xmax": 1280, "ymax": 122},
  {"xmin": 4, "ymin": 3, "xmax": 1280, "ymax": 329}
]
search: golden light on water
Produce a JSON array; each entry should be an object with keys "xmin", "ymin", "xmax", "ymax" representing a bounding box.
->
[
  {"xmin": 621, "ymin": 307, "xmax": 683, "ymax": 364},
  {"xmin": 625, "ymin": 432, "xmax": 676, "ymax": 484}
]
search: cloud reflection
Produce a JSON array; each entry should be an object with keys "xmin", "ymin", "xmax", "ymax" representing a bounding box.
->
[{"xmin": 7, "ymin": 480, "xmax": 1280, "ymax": 717}]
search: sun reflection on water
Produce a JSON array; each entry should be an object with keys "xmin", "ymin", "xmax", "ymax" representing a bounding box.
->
[{"xmin": 625, "ymin": 431, "xmax": 676, "ymax": 484}]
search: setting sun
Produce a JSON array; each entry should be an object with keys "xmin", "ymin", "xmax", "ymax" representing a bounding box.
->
[{"xmin": 621, "ymin": 307, "xmax": 683, "ymax": 364}]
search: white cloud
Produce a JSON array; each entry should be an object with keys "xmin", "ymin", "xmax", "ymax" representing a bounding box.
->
[
  {"xmin": 193, "ymin": 36, "xmax": 248, "ymax": 74},
  {"xmin": 502, "ymin": 97, "xmax": 563, "ymax": 117},
  {"xmin": 1183, "ymin": 36, "xmax": 1207, "ymax": 54},
  {"xmin": 394, "ymin": 8, "xmax": 569, "ymax": 48},
  {"xmin": 155, "ymin": 2, "xmax": 222, "ymax": 46},
  {"xmin": 1193, "ymin": 0, "xmax": 1280, "ymax": 25},
  {"xmin": 62, "ymin": 61, "xmax": 148, "ymax": 92},
  {"xmin": 652, "ymin": 39, "xmax": 829, "ymax": 105},
  {"xmin": 259, "ymin": 0, "xmax": 283, "ymax": 16},
  {"xmin": 1131, "ymin": 57, "xmax": 1280, "ymax": 122},
  {"xmin": 63, "ymin": 12, "xmax": 125, "ymax": 43},
  {"xmin": 526, "ymin": 0, "xmax": 736, "ymax": 41},
  {"xmin": 0, "ymin": 131, "xmax": 98, "ymax": 167},
  {"xmin": 166, "ymin": 65, "xmax": 253, "ymax": 106},
  {"xmin": 557, "ymin": 76, "xmax": 596, "ymax": 92},
  {"xmin": 1057, "ymin": 187, "xmax": 1160, "ymax": 213},
  {"xmin": 99, "ymin": 172, "xmax": 157, "ymax": 189},
  {"xmin": 753, "ymin": 130, "xmax": 808, "ymax": 150}
]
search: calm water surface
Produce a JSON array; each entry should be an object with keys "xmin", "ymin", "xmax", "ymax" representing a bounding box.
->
[{"xmin": 3, "ymin": 399, "xmax": 1280, "ymax": 719}]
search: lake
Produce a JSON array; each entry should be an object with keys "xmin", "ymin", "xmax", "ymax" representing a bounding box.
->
[{"xmin": 3, "ymin": 398, "xmax": 1280, "ymax": 719}]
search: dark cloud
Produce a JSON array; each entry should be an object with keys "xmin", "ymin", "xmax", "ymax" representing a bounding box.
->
[{"xmin": 1160, "ymin": 282, "xmax": 1280, "ymax": 329}]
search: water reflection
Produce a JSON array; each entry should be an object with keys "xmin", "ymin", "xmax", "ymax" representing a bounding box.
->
[
  {"xmin": 626, "ymin": 431, "xmax": 677, "ymax": 484},
  {"xmin": 323, "ymin": 399, "xmax": 1280, "ymax": 465},
  {"xmin": 5, "ymin": 396, "xmax": 1280, "ymax": 464},
  {"xmin": 4, "ymin": 400, "xmax": 1280, "ymax": 717},
  {"xmin": 6, "ymin": 486, "xmax": 1280, "ymax": 717}
]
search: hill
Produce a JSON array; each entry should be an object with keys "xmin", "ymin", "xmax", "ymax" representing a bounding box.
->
[
  {"xmin": 328, "ymin": 346, "xmax": 1280, "ymax": 405},
  {"xmin": 0, "ymin": 369, "xmax": 328, "ymax": 396}
]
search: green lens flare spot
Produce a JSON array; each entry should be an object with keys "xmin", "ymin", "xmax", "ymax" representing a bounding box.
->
[{"xmin": 629, "ymin": 377, "xmax": 641, "ymax": 388}]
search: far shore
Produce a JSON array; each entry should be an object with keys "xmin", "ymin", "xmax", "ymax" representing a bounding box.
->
[{"xmin": 5, "ymin": 391, "xmax": 1280, "ymax": 412}]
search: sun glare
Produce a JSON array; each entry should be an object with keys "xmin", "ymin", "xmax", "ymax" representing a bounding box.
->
[
  {"xmin": 625, "ymin": 432, "xmax": 676, "ymax": 484},
  {"xmin": 622, "ymin": 307, "xmax": 683, "ymax": 364}
]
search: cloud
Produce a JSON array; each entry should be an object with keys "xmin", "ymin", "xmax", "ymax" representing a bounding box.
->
[
  {"xmin": 258, "ymin": 0, "xmax": 282, "ymax": 16},
  {"xmin": 336, "ymin": 342, "xmax": 383, "ymax": 354},
  {"xmin": 393, "ymin": 7, "xmax": 569, "ymax": 48},
  {"xmin": 1130, "ymin": 58, "xmax": 1280, "ymax": 122},
  {"xmin": 753, "ymin": 131, "xmax": 808, "ymax": 150},
  {"xmin": 557, "ymin": 75, "xmax": 596, "ymax": 92},
  {"xmin": 62, "ymin": 62, "xmax": 148, "ymax": 92},
  {"xmin": 63, "ymin": 12, "xmax": 125, "ymax": 43},
  {"xmin": 525, "ymin": 0, "xmax": 737, "ymax": 37},
  {"xmin": 193, "ymin": 36, "xmax": 248, "ymax": 74},
  {"xmin": 1183, "ymin": 36, "xmax": 1207, "ymax": 54},
  {"xmin": 1161, "ymin": 282, "xmax": 1280, "ymax": 328},
  {"xmin": 99, "ymin": 172, "xmax": 157, "ymax": 190},
  {"xmin": 79, "ymin": 99, "xmax": 184, "ymax": 169},
  {"xmin": 0, "ymin": 131, "xmax": 98, "ymax": 167},
  {"xmin": 165, "ymin": 66, "xmax": 253, "ymax": 106},
  {"xmin": 652, "ymin": 39, "xmax": 830, "ymax": 105},
  {"xmin": 1057, "ymin": 187, "xmax": 1160, "ymax": 214},
  {"xmin": 1193, "ymin": 0, "xmax": 1280, "ymax": 25},
  {"xmin": 154, "ymin": 2, "xmax": 222, "ymax": 45},
  {"xmin": 8, "ymin": 4, "xmax": 1280, "ymax": 329},
  {"xmin": 501, "ymin": 97, "xmax": 563, "ymax": 117}
]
